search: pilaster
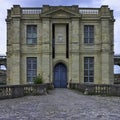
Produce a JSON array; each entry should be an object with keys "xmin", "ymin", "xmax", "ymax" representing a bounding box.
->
[
  {"xmin": 101, "ymin": 19, "xmax": 113, "ymax": 84},
  {"xmin": 8, "ymin": 5, "xmax": 21, "ymax": 85},
  {"xmin": 71, "ymin": 19, "xmax": 80, "ymax": 83},
  {"xmin": 41, "ymin": 19, "xmax": 51, "ymax": 83}
]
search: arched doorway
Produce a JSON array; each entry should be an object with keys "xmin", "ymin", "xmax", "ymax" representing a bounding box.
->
[{"xmin": 53, "ymin": 63, "xmax": 67, "ymax": 88}]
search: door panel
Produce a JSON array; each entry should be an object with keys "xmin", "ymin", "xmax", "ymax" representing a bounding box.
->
[{"xmin": 54, "ymin": 63, "xmax": 67, "ymax": 88}]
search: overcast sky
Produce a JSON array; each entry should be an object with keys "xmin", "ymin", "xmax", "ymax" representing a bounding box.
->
[{"xmin": 0, "ymin": 0, "xmax": 120, "ymax": 55}]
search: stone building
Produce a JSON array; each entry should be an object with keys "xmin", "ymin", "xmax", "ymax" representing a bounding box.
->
[{"xmin": 6, "ymin": 5, "xmax": 115, "ymax": 87}]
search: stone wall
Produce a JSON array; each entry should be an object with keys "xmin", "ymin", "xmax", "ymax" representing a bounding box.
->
[{"xmin": 6, "ymin": 5, "xmax": 115, "ymax": 85}]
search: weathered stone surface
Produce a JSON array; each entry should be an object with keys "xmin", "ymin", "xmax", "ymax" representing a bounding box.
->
[{"xmin": 6, "ymin": 5, "xmax": 115, "ymax": 85}]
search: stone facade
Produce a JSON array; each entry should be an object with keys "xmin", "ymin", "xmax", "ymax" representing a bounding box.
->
[{"xmin": 6, "ymin": 5, "xmax": 115, "ymax": 86}]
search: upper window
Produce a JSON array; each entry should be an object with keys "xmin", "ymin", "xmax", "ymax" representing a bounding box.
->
[
  {"xmin": 26, "ymin": 25, "xmax": 37, "ymax": 44},
  {"xmin": 84, "ymin": 25, "xmax": 94, "ymax": 44}
]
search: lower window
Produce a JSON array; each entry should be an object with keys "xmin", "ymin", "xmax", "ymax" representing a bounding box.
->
[
  {"xmin": 27, "ymin": 57, "xmax": 37, "ymax": 83},
  {"xmin": 84, "ymin": 57, "xmax": 94, "ymax": 83}
]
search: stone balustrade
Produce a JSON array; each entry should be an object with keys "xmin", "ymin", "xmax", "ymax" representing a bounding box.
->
[
  {"xmin": 0, "ymin": 83, "xmax": 52, "ymax": 99},
  {"xmin": 22, "ymin": 8, "xmax": 99, "ymax": 15},
  {"xmin": 69, "ymin": 83, "xmax": 120, "ymax": 96},
  {"xmin": 22, "ymin": 8, "xmax": 42, "ymax": 14},
  {"xmin": 79, "ymin": 9, "xmax": 99, "ymax": 14}
]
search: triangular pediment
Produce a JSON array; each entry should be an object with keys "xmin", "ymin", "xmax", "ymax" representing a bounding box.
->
[{"xmin": 41, "ymin": 7, "xmax": 81, "ymax": 18}]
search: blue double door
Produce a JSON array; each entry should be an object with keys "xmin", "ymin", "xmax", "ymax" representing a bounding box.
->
[{"xmin": 54, "ymin": 63, "xmax": 67, "ymax": 88}]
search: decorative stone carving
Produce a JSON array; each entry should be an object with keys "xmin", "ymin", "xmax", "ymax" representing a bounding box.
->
[
  {"xmin": 57, "ymin": 33, "xmax": 64, "ymax": 43},
  {"xmin": 41, "ymin": 7, "xmax": 81, "ymax": 18}
]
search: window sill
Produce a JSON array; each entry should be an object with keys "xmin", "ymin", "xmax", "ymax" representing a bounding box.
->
[
  {"xmin": 27, "ymin": 82, "xmax": 34, "ymax": 85},
  {"xmin": 26, "ymin": 44, "xmax": 37, "ymax": 47},
  {"xmin": 84, "ymin": 82, "xmax": 94, "ymax": 84},
  {"xmin": 84, "ymin": 43, "xmax": 94, "ymax": 46}
]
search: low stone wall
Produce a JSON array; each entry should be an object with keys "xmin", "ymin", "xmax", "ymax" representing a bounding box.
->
[
  {"xmin": 0, "ymin": 83, "xmax": 52, "ymax": 99},
  {"xmin": 69, "ymin": 83, "xmax": 120, "ymax": 96}
]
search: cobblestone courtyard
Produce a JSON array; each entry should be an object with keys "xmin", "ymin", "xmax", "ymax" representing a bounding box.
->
[{"xmin": 0, "ymin": 89, "xmax": 120, "ymax": 120}]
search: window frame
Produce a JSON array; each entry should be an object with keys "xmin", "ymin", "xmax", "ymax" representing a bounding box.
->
[
  {"xmin": 26, "ymin": 25, "xmax": 37, "ymax": 45},
  {"xmin": 84, "ymin": 57, "xmax": 94, "ymax": 83},
  {"xmin": 84, "ymin": 25, "xmax": 94, "ymax": 44},
  {"xmin": 26, "ymin": 57, "xmax": 37, "ymax": 83}
]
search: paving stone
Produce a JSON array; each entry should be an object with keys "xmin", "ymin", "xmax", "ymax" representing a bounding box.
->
[{"xmin": 0, "ymin": 89, "xmax": 120, "ymax": 120}]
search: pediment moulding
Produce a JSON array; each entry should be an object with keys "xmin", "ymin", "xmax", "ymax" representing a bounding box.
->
[
  {"xmin": 40, "ymin": 7, "xmax": 81, "ymax": 18},
  {"xmin": 6, "ymin": 5, "xmax": 114, "ymax": 21}
]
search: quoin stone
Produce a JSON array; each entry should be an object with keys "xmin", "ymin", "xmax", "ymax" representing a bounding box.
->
[{"xmin": 6, "ymin": 5, "xmax": 115, "ymax": 87}]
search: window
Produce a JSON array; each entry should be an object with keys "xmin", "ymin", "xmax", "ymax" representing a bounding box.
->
[
  {"xmin": 52, "ymin": 24, "xmax": 55, "ymax": 58},
  {"xmin": 27, "ymin": 57, "xmax": 37, "ymax": 83},
  {"xmin": 84, "ymin": 57, "xmax": 94, "ymax": 83},
  {"xmin": 84, "ymin": 25, "xmax": 94, "ymax": 44},
  {"xmin": 66, "ymin": 24, "xmax": 69, "ymax": 58},
  {"xmin": 26, "ymin": 25, "xmax": 37, "ymax": 44}
]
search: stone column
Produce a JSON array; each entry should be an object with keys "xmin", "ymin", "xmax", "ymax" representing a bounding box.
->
[
  {"xmin": 41, "ymin": 18, "xmax": 51, "ymax": 83},
  {"xmin": 11, "ymin": 18, "xmax": 21, "ymax": 85},
  {"xmin": 109, "ymin": 21, "xmax": 114, "ymax": 84},
  {"xmin": 6, "ymin": 20, "xmax": 12, "ymax": 85},
  {"xmin": 8, "ymin": 5, "xmax": 21, "ymax": 85},
  {"xmin": 101, "ymin": 19, "xmax": 113, "ymax": 84},
  {"xmin": 100, "ymin": 6, "xmax": 114, "ymax": 84},
  {"xmin": 71, "ymin": 19, "xmax": 80, "ymax": 83}
]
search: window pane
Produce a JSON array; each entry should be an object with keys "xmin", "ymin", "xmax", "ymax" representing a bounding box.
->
[
  {"xmin": 33, "ymin": 33, "xmax": 37, "ymax": 37},
  {"xmin": 89, "ymin": 38, "xmax": 94, "ymax": 43},
  {"xmin": 27, "ymin": 70, "xmax": 33, "ymax": 75},
  {"xmin": 89, "ymin": 70, "xmax": 94, "ymax": 76},
  {"xmin": 84, "ymin": 58, "xmax": 88, "ymax": 63},
  {"xmin": 84, "ymin": 25, "xmax": 94, "ymax": 44},
  {"xmin": 89, "ymin": 58, "xmax": 94, "ymax": 63},
  {"xmin": 27, "ymin": 77, "xmax": 30, "ymax": 81},
  {"xmin": 33, "ymin": 26, "xmax": 37, "ymax": 32},
  {"xmin": 84, "ymin": 26, "xmax": 88, "ymax": 31},
  {"xmin": 33, "ymin": 64, "xmax": 37, "ymax": 69},
  {"xmin": 84, "ymin": 70, "xmax": 88, "ymax": 76},
  {"xmin": 84, "ymin": 64, "xmax": 88, "ymax": 69},
  {"xmin": 89, "ymin": 77, "xmax": 94, "ymax": 82},
  {"xmin": 27, "ymin": 33, "xmax": 33, "ymax": 38},
  {"xmin": 27, "ymin": 26, "xmax": 32, "ymax": 32},
  {"xmin": 32, "ymin": 39, "xmax": 37, "ymax": 44},
  {"xmin": 89, "ymin": 64, "xmax": 94, "ymax": 70},
  {"xmin": 27, "ymin": 57, "xmax": 37, "ymax": 82},
  {"xmin": 84, "ymin": 32, "xmax": 88, "ymax": 38},
  {"xmin": 27, "ymin": 64, "xmax": 32, "ymax": 69},
  {"xmin": 27, "ymin": 39, "xmax": 33, "ymax": 44},
  {"xmin": 89, "ymin": 26, "xmax": 94, "ymax": 31},
  {"xmin": 89, "ymin": 32, "xmax": 94, "ymax": 38},
  {"xmin": 84, "ymin": 38, "xmax": 87, "ymax": 43},
  {"xmin": 84, "ymin": 57, "xmax": 94, "ymax": 83},
  {"xmin": 84, "ymin": 77, "xmax": 88, "ymax": 82},
  {"xmin": 27, "ymin": 25, "xmax": 37, "ymax": 44}
]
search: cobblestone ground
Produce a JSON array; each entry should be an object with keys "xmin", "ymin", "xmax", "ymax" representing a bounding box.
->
[{"xmin": 0, "ymin": 89, "xmax": 120, "ymax": 120}]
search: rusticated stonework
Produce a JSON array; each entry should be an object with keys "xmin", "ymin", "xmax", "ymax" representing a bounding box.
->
[{"xmin": 6, "ymin": 5, "xmax": 115, "ymax": 86}]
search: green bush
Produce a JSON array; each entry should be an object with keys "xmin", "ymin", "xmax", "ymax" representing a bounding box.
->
[{"xmin": 34, "ymin": 74, "xmax": 43, "ymax": 84}]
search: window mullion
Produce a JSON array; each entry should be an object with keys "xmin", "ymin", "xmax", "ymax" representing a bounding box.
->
[{"xmin": 27, "ymin": 25, "xmax": 37, "ymax": 44}]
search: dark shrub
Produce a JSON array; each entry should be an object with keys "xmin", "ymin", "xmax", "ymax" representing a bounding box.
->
[{"xmin": 34, "ymin": 74, "xmax": 43, "ymax": 84}]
